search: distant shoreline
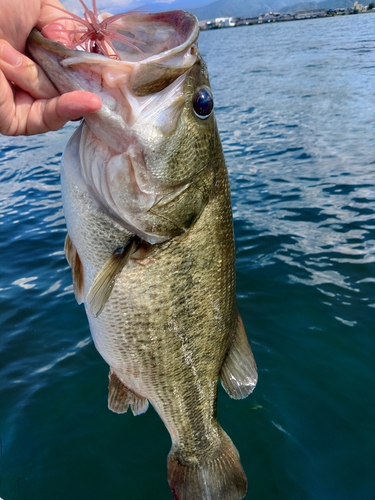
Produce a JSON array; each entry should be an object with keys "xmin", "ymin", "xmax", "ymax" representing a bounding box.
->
[{"xmin": 199, "ymin": 6, "xmax": 375, "ymax": 30}]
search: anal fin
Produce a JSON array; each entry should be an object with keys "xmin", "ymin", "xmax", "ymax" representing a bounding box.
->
[
  {"xmin": 87, "ymin": 236, "xmax": 140, "ymax": 318},
  {"xmin": 220, "ymin": 312, "xmax": 258, "ymax": 399},
  {"xmin": 64, "ymin": 234, "xmax": 84, "ymax": 304},
  {"xmin": 108, "ymin": 368, "xmax": 149, "ymax": 416}
]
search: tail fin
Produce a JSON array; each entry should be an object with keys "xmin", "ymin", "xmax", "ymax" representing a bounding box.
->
[{"xmin": 167, "ymin": 430, "xmax": 247, "ymax": 500}]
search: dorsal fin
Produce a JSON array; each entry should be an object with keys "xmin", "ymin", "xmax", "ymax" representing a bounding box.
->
[{"xmin": 87, "ymin": 237, "xmax": 140, "ymax": 318}]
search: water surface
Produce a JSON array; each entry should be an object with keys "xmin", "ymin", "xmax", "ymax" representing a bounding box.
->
[{"xmin": 1, "ymin": 13, "xmax": 375, "ymax": 500}]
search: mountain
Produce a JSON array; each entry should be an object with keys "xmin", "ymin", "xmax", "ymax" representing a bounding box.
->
[
  {"xmin": 188, "ymin": 0, "xmax": 304, "ymax": 19},
  {"xmin": 141, "ymin": 0, "xmax": 303, "ymax": 19},
  {"xmin": 139, "ymin": 0, "xmax": 356, "ymax": 20},
  {"xmin": 169, "ymin": 0, "xmax": 355, "ymax": 20},
  {"xmin": 280, "ymin": 0, "xmax": 353, "ymax": 12}
]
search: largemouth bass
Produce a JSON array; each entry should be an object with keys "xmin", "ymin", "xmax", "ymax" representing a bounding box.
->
[{"xmin": 28, "ymin": 9, "xmax": 257, "ymax": 500}]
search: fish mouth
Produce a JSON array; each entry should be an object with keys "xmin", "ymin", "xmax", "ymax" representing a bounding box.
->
[
  {"xmin": 27, "ymin": 10, "xmax": 199, "ymax": 152},
  {"xmin": 27, "ymin": 10, "xmax": 199, "ymax": 97}
]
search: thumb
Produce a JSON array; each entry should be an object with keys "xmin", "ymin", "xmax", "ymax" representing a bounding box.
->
[{"xmin": 24, "ymin": 91, "xmax": 102, "ymax": 135}]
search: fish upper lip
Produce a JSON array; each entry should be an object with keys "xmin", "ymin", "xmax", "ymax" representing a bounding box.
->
[{"xmin": 27, "ymin": 10, "xmax": 200, "ymax": 68}]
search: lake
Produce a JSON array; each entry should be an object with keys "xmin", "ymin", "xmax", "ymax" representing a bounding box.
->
[{"xmin": 1, "ymin": 12, "xmax": 375, "ymax": 500}]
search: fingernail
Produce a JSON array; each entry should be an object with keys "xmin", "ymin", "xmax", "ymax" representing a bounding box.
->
[{"xmin": 0, "ymin": 42, "xmax": 22, "ymax": 66}]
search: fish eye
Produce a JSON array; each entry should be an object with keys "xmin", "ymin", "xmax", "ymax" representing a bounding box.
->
[{"xmin": 193, "ymin": 87, "xmax": 214, "ymax": 120}]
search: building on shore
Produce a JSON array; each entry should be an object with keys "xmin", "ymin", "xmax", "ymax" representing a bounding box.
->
[
  {"xmin": 214, "ymin": 17, "xmax": 237, "ymax": 27},
  {"xmin": 199, "ymin": 2, "xmax": 373, "ymax": 30},
  {"xmin": 294, "ymin": 9, "xmax": 327, "ymax": 19},
  {"xmin": 353, "ymin": 1, "xmax": 368, "ymax": 11}
]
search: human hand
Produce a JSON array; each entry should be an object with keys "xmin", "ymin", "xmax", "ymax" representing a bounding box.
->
[{"xmin": 0, "ymin": 0, "xmax": 102, "ymax": 136}]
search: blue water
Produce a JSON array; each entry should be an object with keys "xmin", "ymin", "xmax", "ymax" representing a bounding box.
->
[{"xmin": 1, "ymin": 13, "xmax": 375, "ymax": 500}]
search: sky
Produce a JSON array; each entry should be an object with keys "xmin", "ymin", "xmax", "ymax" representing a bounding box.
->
[{"xmin": 60, "ymin": 0, "xmax": 185, "ymax": 15}]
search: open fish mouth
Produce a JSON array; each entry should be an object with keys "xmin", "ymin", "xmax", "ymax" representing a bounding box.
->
[
  {"xmin": 27, "ymin": 10, "xmax": 199, "ymax": 97},
  {"xmin": 27, "ymin": 11, "xmax": 200, "ymax": 141},
  {"xmin": 41, "ymin": 7, "xmax": 199, "ymax": 62}
]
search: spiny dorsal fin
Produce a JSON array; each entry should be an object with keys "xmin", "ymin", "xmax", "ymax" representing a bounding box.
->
[
  {"xmin": 108, "ymin": 368, "xmax": 149, "ymax": 416},
  {"xmin": 87, "ymin": 237, "xmax": 140, "ymax": 318},
  {"xmin": 220, "ymin": 312, "xmax": 258, "ymax": 399},
  {"xmin": 64, "ymin": 234, "xmax": 84, "ymax": 304}
]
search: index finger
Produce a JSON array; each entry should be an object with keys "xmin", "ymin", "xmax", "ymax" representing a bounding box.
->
[{"xmin": 0, "ymin": 39, "xmax": 59, "ymax": 100}]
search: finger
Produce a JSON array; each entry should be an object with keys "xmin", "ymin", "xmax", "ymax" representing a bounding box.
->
[
  {"xmin": 38, "ymin": 0, "xmax": 78, "ymax": 47},
  {"xmin": 0, "ymin": 39, "xmax": 58, "ymax": 99},
  {"xmin": 0, "ymin": 68, "xmax": 16, "ymax": 135},
  {"xmin": 23, "ymin": 91, "xmax": 102, "ymax": 136},
  {"xmin": 37, "ymin": 0, "xmax": 74, "ymax": 29}
]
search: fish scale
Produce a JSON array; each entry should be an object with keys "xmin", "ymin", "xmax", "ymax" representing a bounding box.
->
[{"xmin": 28, "ymin": 8, "xmax": 257, "ymax": 500}]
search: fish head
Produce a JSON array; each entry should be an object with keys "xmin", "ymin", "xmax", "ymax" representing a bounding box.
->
[{"xmin": 27, "ymin": 11, "xmax": 220, "ymax": 243}]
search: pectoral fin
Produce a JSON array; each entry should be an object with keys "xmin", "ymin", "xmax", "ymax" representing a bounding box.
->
[
  {"xmin": 108, "ymin": 368, "xmax": 149, "ymax": 416},
  {"xmin": 64, "ymin": 234, "xmax": 84, "ymax": 304},
  {"xmin": 220, "ymin": 312, "xmax": 258, "ymax": 399},
  {"xmin": 87, "ymin": 237, "xmax": 140, "ymax": 318}
]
